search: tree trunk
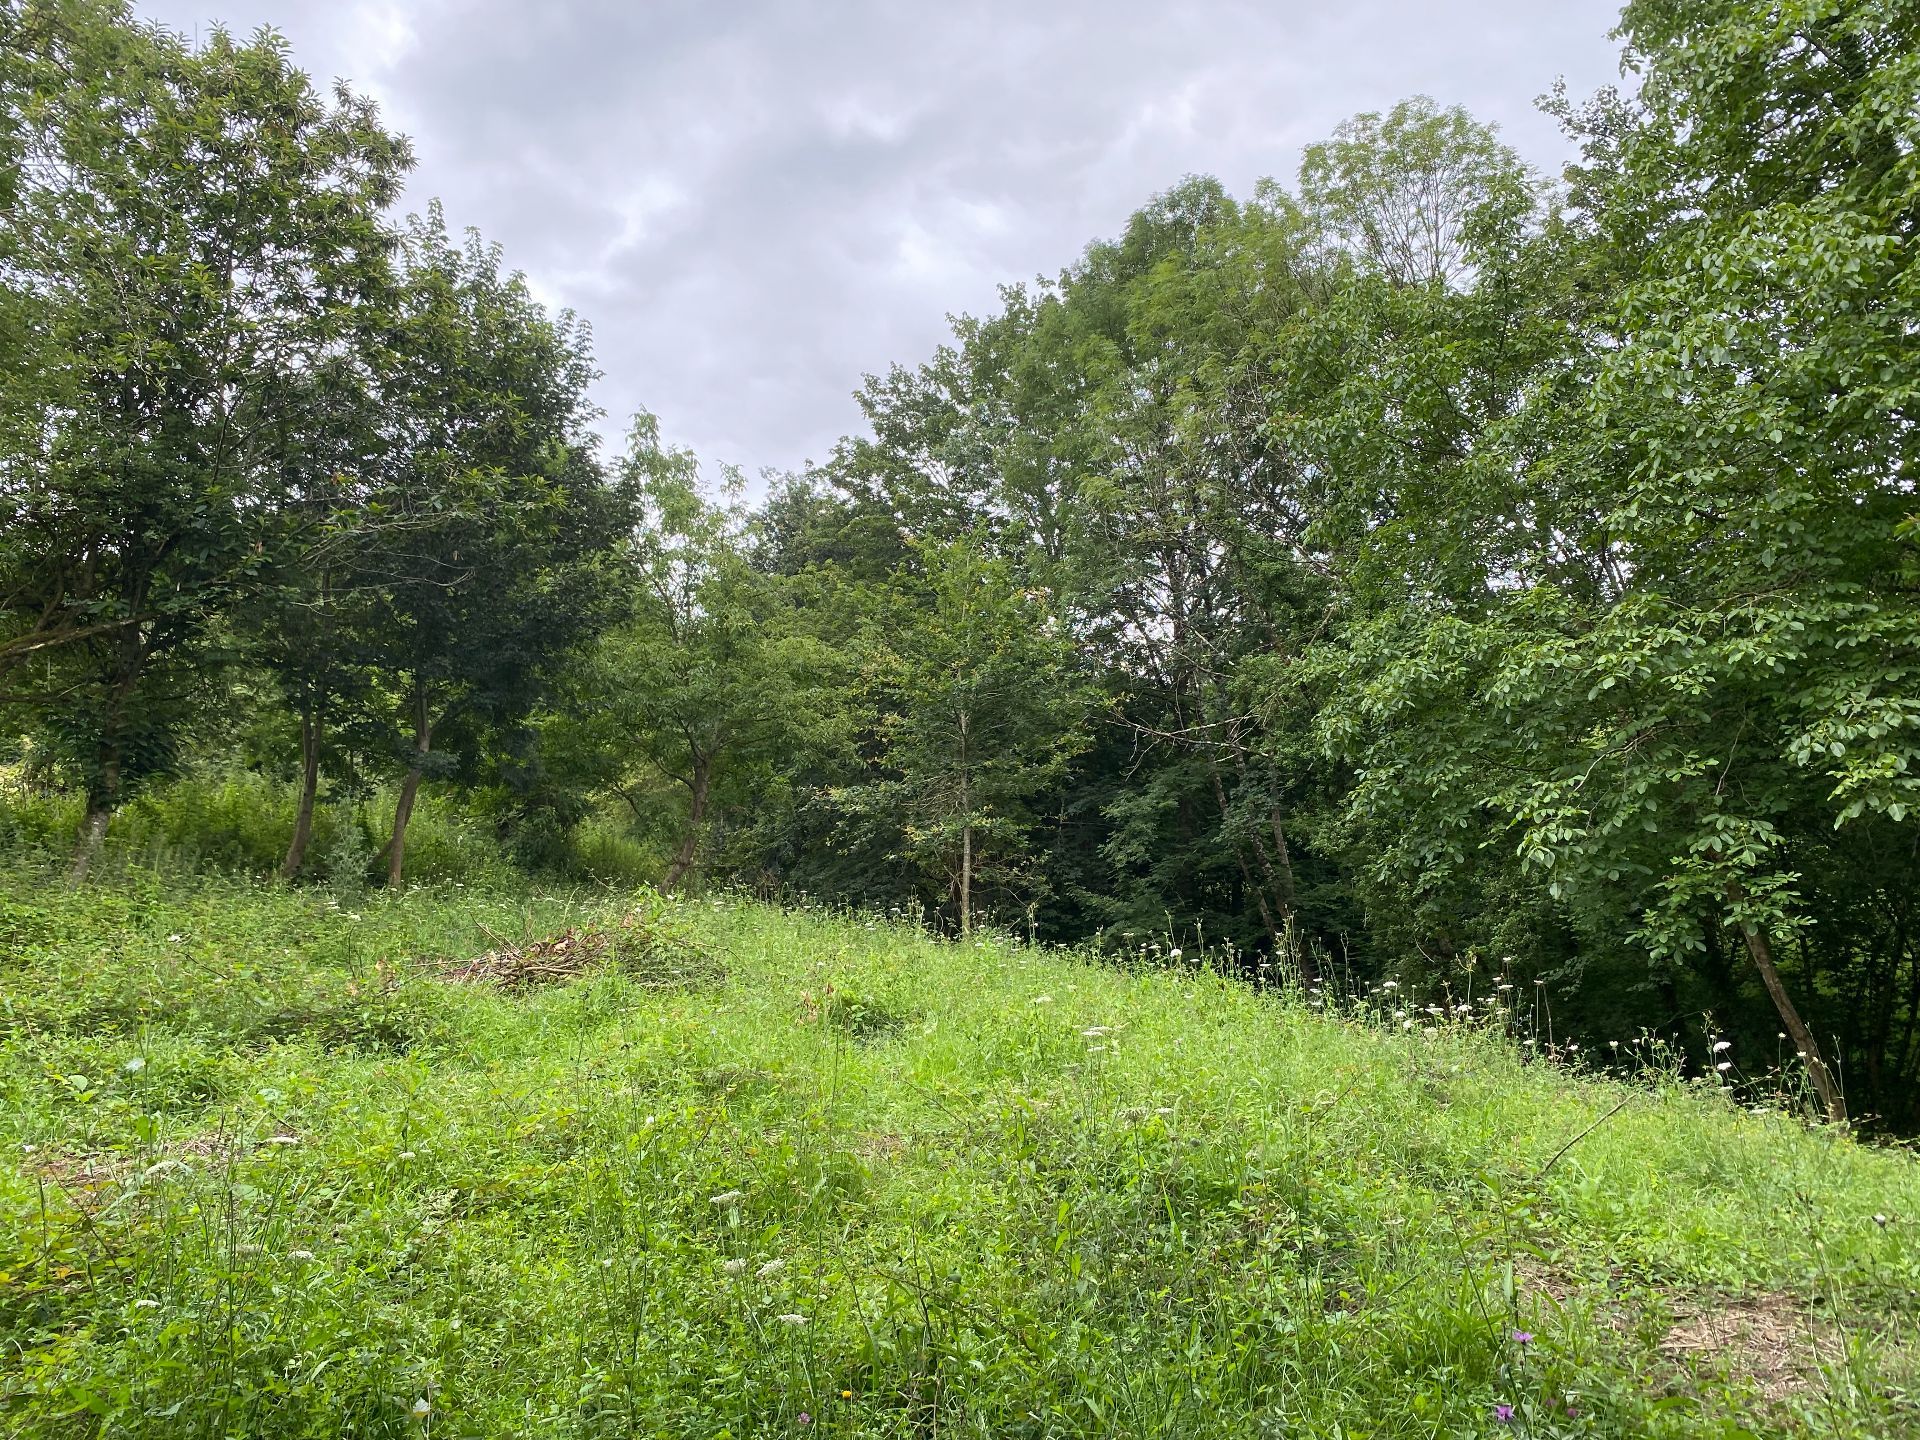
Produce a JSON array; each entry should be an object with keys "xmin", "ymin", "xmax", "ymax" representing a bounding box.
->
[
  {"xmin": 68, "ymin": 750, "xmax": 119, "ymax": 884},
  {"xmin": 386, "ymin": 702, "xmax": 433, "ymax": 889},
  {"xmin": 70, "ymin": 631, "xmax": 144, "ymax": 883},
  {"xmin": 1736, "ymin": 915, "xmax": 1846, "ymax": 1124},
  {"xmin": 282, "ymin": 709, "xmax": 322, "ymax": 881},
  {"xmin": 661, "ymin": 756, "xmax": 711, "ymax": 893},
  {"xmin": 960, "ymin": 822, "xmax": 972, "ymax": 938}
]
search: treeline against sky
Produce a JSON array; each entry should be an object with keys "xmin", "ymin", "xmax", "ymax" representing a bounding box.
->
[{"xmin": 3, "ymin": 0, "xmax": 1917, "ymax": 1127}]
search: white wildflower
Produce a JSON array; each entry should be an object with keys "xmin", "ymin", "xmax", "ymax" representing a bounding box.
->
[
  {"xmin": 756, "ymin": 1259, "xmax": 786, "ymax": 1278},
  {"xmin": 1715, "ymin": 1061, "xmax": 1732, "ymax": 1073},
  {"xmin": 722, "ymin": 1258, "xmax": 748, "ymax": 1275},
  {"xmin": 709, "ymin": 1189, "xmax": 744, "ymax": 1206},
  {"xmin": 289, "ymin": 1249, "xmax": 316, "ymax": 1261},
  {"xmin": 263, "ymin": 1135, "xmax": 299, "ymax": 1147},
  {"xmin": 1030, "ymin": 995, "xmax": 1053, "ymax": 1005},
  {"xmin": 123, "ymin": 1057, "xmax": 146, "ymax": 1074},
  {"xmin": 1081, "ymin": 1026, "xmax": 1113, "ymax": 1038},
  {"xmin": 777, "ymin": 1312, "xmax": 808, "ymax": 1326},
  {"xmin": 1713, "ymin": 1040, "xmax": 1732, "ymax": 1053}
]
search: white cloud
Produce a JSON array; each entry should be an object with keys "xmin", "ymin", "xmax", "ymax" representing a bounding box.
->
[{"xmin": 133, "ymin": 0, "xmax": 1627, "ymax": 478}]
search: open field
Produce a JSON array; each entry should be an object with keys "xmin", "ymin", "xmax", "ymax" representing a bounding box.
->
[{"xmin": 1, "ymin": 868, "xmax": 1915, "ymax": 1438}]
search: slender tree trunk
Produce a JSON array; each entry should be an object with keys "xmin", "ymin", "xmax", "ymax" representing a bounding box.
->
[
  {"xmin": 68, "ymin": 748, "xmax": 119, "ymax": 885},
  {"xmin": 661, "ymin": 756, "xmax": 711, "ymax": 893},
  {"xmin": 282, "ymin": 708, "xmax": 322, "ymax": 881},
  {"xmin": 960, "ymin": 821, "xmax": 972, "ymax": 939},
  {"xmin": 1736, "ymin": 915, "xmax": 1846, "ymax": 1124},
  {"xmin": 70, "ymin": 642, "xmax": 142, "ymax": 883},
  {"xmin": 386, "ymin": 701, "xmax": 434, "ymax": 889}
]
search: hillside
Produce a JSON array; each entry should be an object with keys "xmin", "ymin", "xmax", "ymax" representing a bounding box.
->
[{"xmin": 1, "ymin": 871, "xmax": 1915, "ymax": 1438}]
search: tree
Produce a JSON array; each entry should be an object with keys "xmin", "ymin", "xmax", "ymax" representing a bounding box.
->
[
  {"xmin": 548, "ymin": 418, "xmax": 847, "ymax": 892},
  {"xmin": 351, "ymin": 210, "xmax": 622, "ymax": 887},
  {"xmin": 853, "ymin": 538, "xmax": 1092, "ymax": 936},
  {"xmin": 1307, "ymin": 0, "xmax": 1920, "ymax": 1123},
  {"xmin": 0, "ymin": 1, "xmax": 408, "ymax": 876}
]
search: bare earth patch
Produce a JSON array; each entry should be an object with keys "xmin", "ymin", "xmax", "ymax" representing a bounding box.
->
[{"xmin": 1660, "ymin": 1292, "xmax": 1842, "ymax": 1402}]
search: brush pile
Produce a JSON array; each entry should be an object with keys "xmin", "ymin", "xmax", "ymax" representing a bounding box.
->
[{"xmin": 440, "ymin": 907, "xmax": 723, "ymax": 992}]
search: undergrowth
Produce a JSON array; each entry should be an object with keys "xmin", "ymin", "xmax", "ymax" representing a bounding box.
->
[{"xmin": 0, "ymin": 866, "xmax": 1915, "ymax": 1437}]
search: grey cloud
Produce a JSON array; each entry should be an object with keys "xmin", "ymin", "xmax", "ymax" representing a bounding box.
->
[{"xmin": 138, "ymin": 0, "xmax": 1626, "ymax": 477}]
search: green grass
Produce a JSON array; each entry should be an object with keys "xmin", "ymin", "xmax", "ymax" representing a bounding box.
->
[{"xmin": 1, "ymin": 866, "xmax": 1916, "ymax": 1438}]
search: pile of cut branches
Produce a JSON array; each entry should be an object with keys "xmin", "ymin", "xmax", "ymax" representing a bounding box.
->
[{"xmin": 440, "ymin": 908, "xmax": 723, "ymax": 992}]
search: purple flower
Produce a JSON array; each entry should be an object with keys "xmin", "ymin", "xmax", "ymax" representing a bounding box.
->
[
  {"xmin": 1511, "ymin": 1329, "xmax": 1534, "ymax": 1344},
  {"xmin": 1494, "ymin": 1404, "xmax": 1515, "ymax": 1422},
  {"xmin": 797, "ymin": 1414, "xmax": 811, "ymax": 1427}
]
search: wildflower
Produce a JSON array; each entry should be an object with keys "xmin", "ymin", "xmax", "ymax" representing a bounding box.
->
[
  {"xmin": 289, "ymin": 1249, "xmax": 316, "ymax": 1261},
  {"xmin": 777, "ymin": 1312, "xmax": 808, "ymax": 1325},
  {"xmin": 412, "ymin": 1398, "xmax": 431, "ymax": 1418},
  {"xmin": 398, "ymin": 1150, "xmax": 416, "ymax": 1161},
  {"xmin": 1713, "ymin": 1039, "xmax": 1732, "ymax": 1052},
  {"xmin": 757, "ymin": 1259, "xmax": 786, "ymax": 1278},
  {"xmin": 709, "ymin": 1189, "xmax": 744, "ymax": 1206},
  {"xmin": 166, "ymin": 933, "xmax": 183, "ymax": 943},
  {"xmin": 1716, "ymin": 1061, "xmax": 1732, "ymax": 1073},
  {"xmin": 601, "ymin": 1257, "xmax": 614, "ymax": 1268},
  {"xmin": 1494, "ymin": 1404, "xmax": 1515, "ymax": 1422},
  {"xmin": 797, "ymin": 1414, "xmax": 811, "ymax": 1426},
  {"xmin": 841, "ymin": 1390, "xmax": 853, "ymax": 1399},
  {"xmin": 1030, "ymin": 995, "xmax": 1054, "ymax": 1005},
  {"xmin": 1081, "ymin": 1026, "xmax": 1113, "ymax": 1038},
  {"xmin": 263, "ymin": 1134, "xmax": 299, "ymax": 1147},
  {"xmin": 1381, "ymin": 980, "xmax": 1399, "ymax": 991},
  {"xmin": 1422, "ymin": 1026, "xmax": 1437, "ymax": 1038},
  {"xmin": 123, "ymin": 1057, "xmax": 146, "ymax": 1074},
  {"xmin": 723, "ymin": 1258, "xmax": 748, "ymax": 1274},
  {"xmin": 134, "ymin": 1298, "xmax": 161, "ymax": 1309},
  {"xmin": 1873, "ymin": 1214, "xmax": 1890, "ymax": 1227},
  {"xmin": 1168, "ymin": 948, "xmax": 1183, "ymax": 959},
  {"xmin": 1512, "ymin": 1330, "xmax": 1533, "ymax": 1344}
]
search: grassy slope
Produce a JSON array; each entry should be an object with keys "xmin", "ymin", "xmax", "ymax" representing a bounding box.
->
[{"xmin": 0, "ymin": 873, "xmax": 1915, "ymax": 1439}]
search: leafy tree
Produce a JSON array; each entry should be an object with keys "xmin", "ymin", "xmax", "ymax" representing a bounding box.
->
[
  {"xmin": 850, "ymin": 538, "xmax": 1092, "ymax": 936},
  {"xmin": 350, "ymin": 210, "xmax": 622, "ymax": 887},
  {"xmin": 548, "ymin": 417, "xmax": 846, "ymax": 891},
  {"xmin": 0, "ymin": 0, "xmax": 407, "ymax": 875}
]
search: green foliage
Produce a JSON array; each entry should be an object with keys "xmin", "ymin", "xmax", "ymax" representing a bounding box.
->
[
  {"xmin": 0, "ymin": 868, "xmax": 1914, "ymax": 1436},
  {"xmin": 0, "ymin": 0, "xmax": 408, "ymax": 844}
]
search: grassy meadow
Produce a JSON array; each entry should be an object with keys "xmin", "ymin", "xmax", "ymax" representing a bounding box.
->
[{"xmin": 1, "ymin": 862, "xmax": 1916, "ymax": 1438}]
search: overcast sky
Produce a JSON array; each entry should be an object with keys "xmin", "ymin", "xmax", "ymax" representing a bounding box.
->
[{"xmin": 136, "ymin": 1, "xmax": 1628, "ymax": 478}]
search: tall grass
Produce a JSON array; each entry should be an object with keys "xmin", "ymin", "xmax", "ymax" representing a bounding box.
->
[{"xmin": 1, "ymin": 866, "xmax": 1915, "ymax": 1437}]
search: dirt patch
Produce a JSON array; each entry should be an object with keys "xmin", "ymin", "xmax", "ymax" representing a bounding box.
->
[
  {"xmin": 1660, "ymin": 1292, "xmax": 1842, "ymax": 1402},
  {"xmin": 439, "ymin": 909, "xmax": 723, "ymax": 992},
  {"xmin": 852, "ymin": 1131, "xmax": 909, "ymax": 1162}
]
